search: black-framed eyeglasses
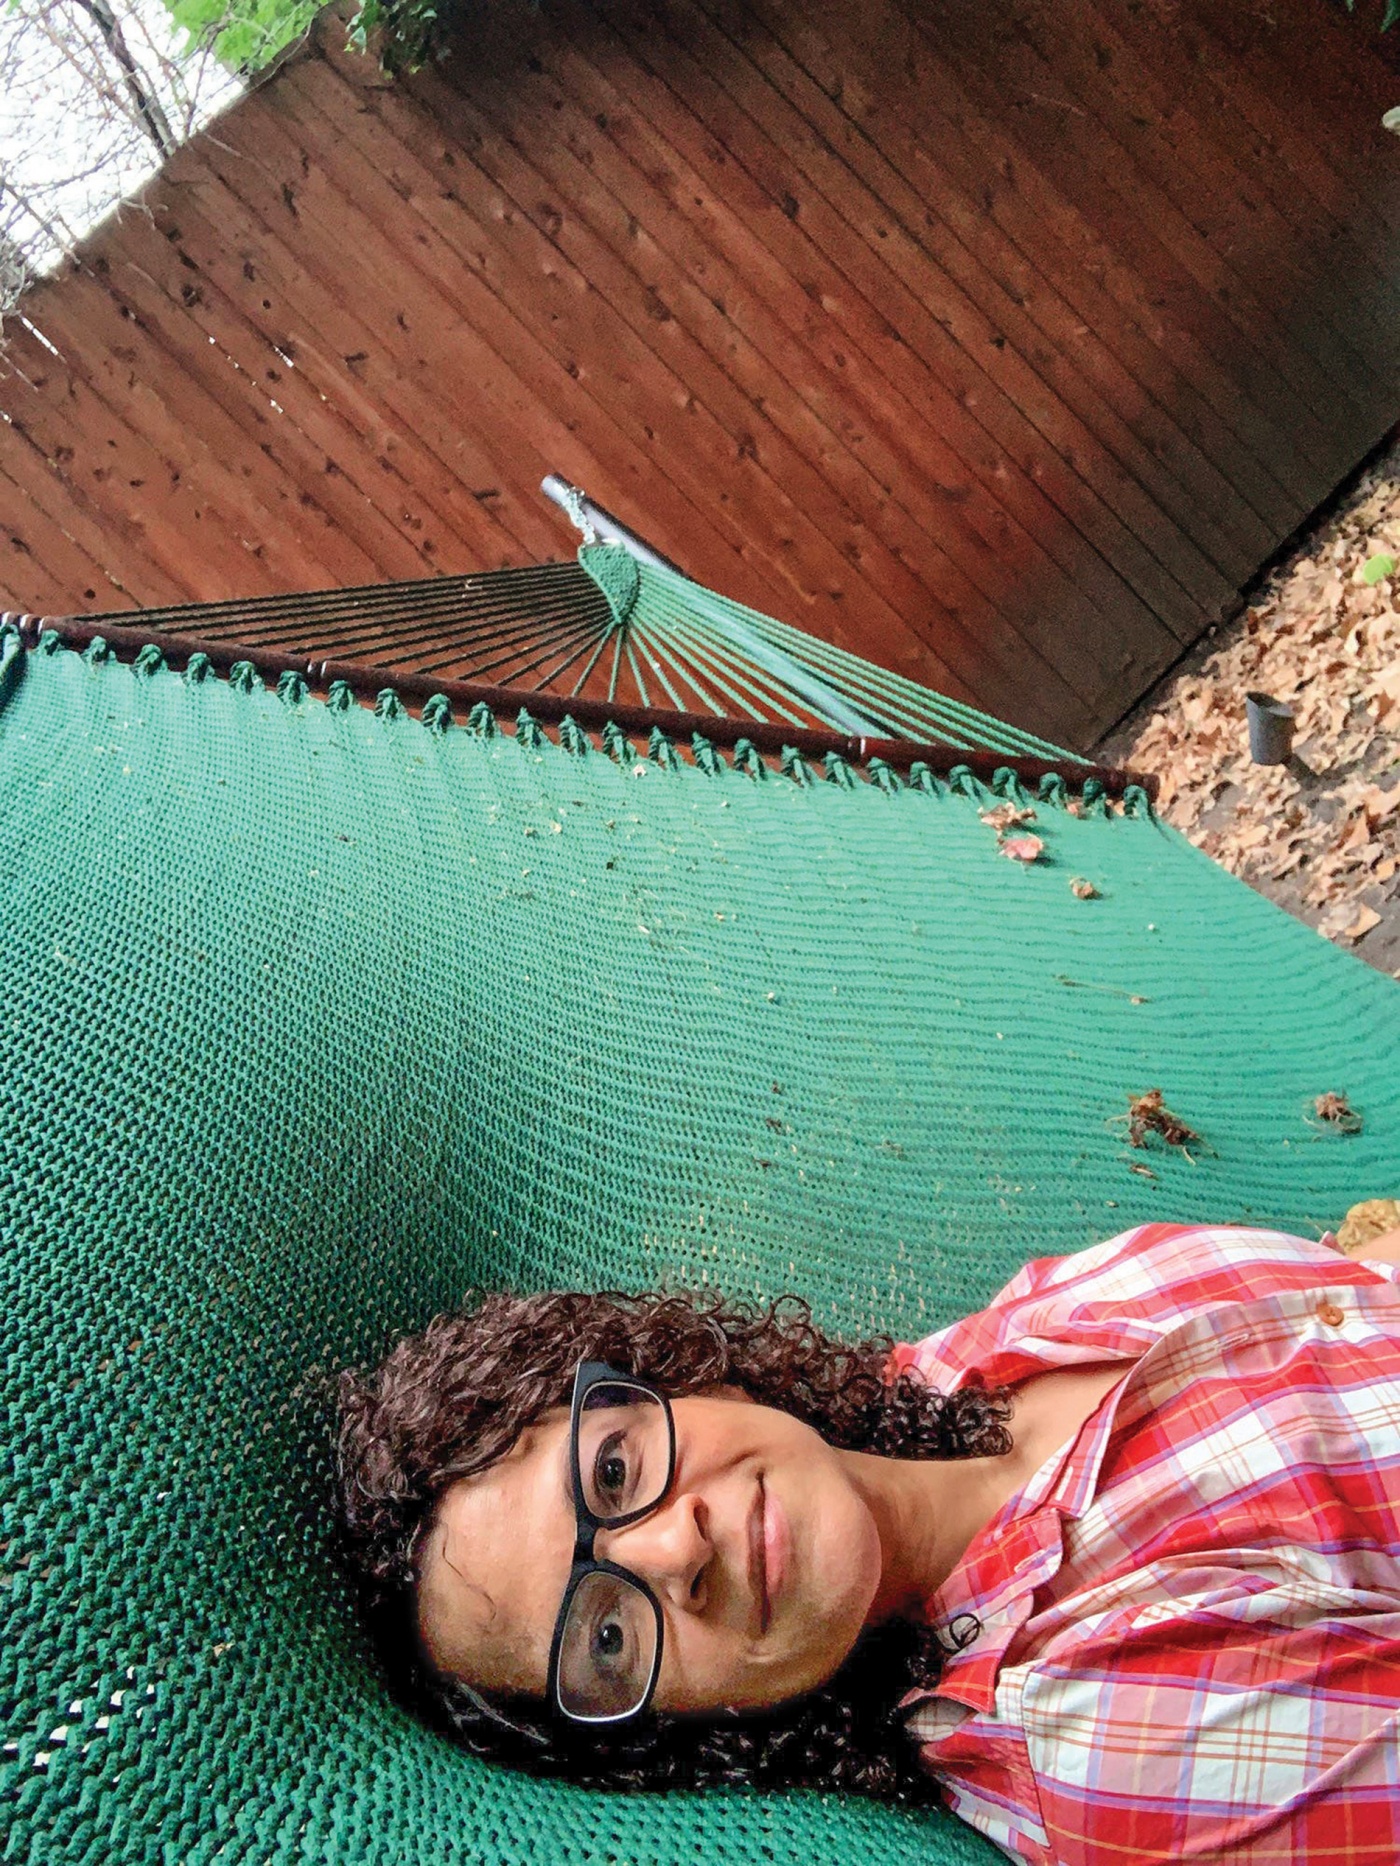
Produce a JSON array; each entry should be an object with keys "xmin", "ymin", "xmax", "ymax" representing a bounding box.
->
[{"xmin": 546, "ymin": 1358, "xmax": 677, "ymax": 1726}]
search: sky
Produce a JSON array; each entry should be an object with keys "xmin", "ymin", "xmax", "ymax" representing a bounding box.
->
[{"xmin": 1, "ymin": 0, "xmax": 242, "ymax": 288}]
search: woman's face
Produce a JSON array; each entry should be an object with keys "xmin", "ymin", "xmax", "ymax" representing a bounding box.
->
[{"xmin": 415, "ymin": 1388, "xmax": 884, "ymax": 1717}]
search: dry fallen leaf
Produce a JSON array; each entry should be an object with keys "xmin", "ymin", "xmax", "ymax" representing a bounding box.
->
[
  {"xmin": 1116, "ymin": 1088, "xmax": 1201, "ymax": 1153},
  {"xmin": 980, "ymin": 803, "xmax": 1037, "ymax": 833},
  {"xmin": 1341, "ymin": 904, "xmax": 1382, "ymax": 941},
  {"xmin": 1000, "ymin": 835, "xmax": 1045, "ymax": 864},
  {"xmin": 1069, "ymin": 876, "xmax": 1101, "ymax": 898},
  {"xmin": 1338, "ymin": 1197, "xmax": 1399, "ymax": 1250}
]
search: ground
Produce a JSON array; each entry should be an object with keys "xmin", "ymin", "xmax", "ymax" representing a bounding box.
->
[{"xmin": 1097, "ymin": 430, "xmax": 1400, "ymax": 982}]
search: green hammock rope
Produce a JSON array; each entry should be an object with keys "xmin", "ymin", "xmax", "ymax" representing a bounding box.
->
[
  {"xmin": 2, "ymin": 619, "xmax": 1395, "ymax": 1865},
  {"xmin": 65, "ymin": 544, "xmax": 1088, "ymax": 763}
]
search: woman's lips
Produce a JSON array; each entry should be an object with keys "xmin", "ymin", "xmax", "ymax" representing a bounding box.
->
[
  {"xmin": 762, "ymin": 1480, "xmax": 790, "ymax": 1616},
  {"xmin": 750, "ymin": 1474, "xmax": 791, "ymax": 1635},
  {"xmin": 750, "ymin": 1476, "xmax": 771, "ymax": 1634}
]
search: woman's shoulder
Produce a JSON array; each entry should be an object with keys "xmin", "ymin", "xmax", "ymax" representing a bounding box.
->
[{"xmin": 890, "ymin": 1222, "xmax": 1384, "ymax": 1392}]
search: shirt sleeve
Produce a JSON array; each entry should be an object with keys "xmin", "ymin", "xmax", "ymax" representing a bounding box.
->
[
  {"xmin": 888, "ymin": 1222, "xmax": 1397, "ymax": 1392},
  {"xmin": 1018, "ymin": 1636, "xmax": 1400, "ymax": 1865}
]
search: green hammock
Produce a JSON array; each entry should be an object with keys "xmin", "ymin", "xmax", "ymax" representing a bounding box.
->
[{"xmin": 3, "ymin": 555, "xmax": 1397, "ymax": 1866}]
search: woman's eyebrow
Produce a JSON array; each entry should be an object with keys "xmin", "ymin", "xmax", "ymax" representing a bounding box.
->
[{"xmin": 559, "ymin": 1427, "xmax": 574, "ymax": 1516}]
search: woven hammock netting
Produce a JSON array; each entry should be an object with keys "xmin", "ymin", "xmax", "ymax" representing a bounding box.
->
[{"xmin": 3, "ymin": 545, "xmax": 1398, "ymax": 1866}]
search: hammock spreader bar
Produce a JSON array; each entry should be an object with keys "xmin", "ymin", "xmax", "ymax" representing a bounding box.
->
[{"xmin": 6, "ymin": 612, "xmax": 1158, "ymax": 800}]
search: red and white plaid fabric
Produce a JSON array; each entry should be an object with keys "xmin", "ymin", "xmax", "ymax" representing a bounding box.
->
[{"xmin": 892, "ymin": 1223, "xmax": 1400, "ymax": 1864}]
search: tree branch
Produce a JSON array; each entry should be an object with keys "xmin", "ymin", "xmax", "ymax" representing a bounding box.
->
[{"xmin": 67, "ymin": 0, "xmax": 177, "ymax": 157}]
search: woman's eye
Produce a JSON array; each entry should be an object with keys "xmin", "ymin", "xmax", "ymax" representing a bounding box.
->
[
  {"xmin": 593, "ymin": 1433, "xmax": 631, "ymax": 1503},
  {"xmin": 593, "ymin": 1616, "xmax": 627, "ymax": 1666}
]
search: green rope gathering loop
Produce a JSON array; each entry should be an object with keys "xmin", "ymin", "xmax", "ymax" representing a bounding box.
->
[
  {"xmin": 823, "ymin": 751, "xmax": 857, "ymax": 788},
  {"xmin": 908, "ymin": 761, "xmax": 942, "ymax": 796},
  {"xmin": 277, "ymin": 671, "xmax": 309, "ymax": 708},
  {"xmin": 133, "ymin": 644, "xmax": 167, "ymax": 679},
  {"xmin": 780, "ymin": 746, "xmax": 814, "ymax": 787},
  {"xmin": 992, "ymin": 766, "xmax": 1031, "ymax": 807},
  {"xmin": 946, "ymin": 764, "xmax": 984, "ymax": 802},
  {"xmin": 690, "ymin": 733, "xmax": 724, "ymax": 777},
  {"xmin": 647, "ymin": 728, "xmax": 682, "ymax": 772},
  {"xmin": 467, "ymin": 702, "xmax": 496, "ymax": 738},
  {"xmin": 578, "ymin": 541, "xmax": 642, "ymax": 626},
  {"xmin": 421, "ymin": 694, "xmax": 454, "ymax": 735},
  {"xmin": 375, "ymin": 689, "xmax": 405, "ymax": 722},
  {"xmin": 732, "ymin": 738, "xmax": 767, "ymax": 781},
  {"xmin": 38, "ymin": 628, "xmax": 63, "ymax": 655},
  {"xmin": 1081, "ymin": 778, "xmax": 1108, "ymax": 817},
  {"xmin": 83, "ymin": 636, "xmax": 112, "ymax": 667},
  {"xmin": 184, "ymin": 651, "xmax": 212, "ymax": 684},
  {"xmin": 229, "ymin": 661, "xmax": 263, "ymax": 696},
  {"xmin": 1037, "ymin": 772, "xmax": 1069, "ymax": 807},
  {"xmin": 1121, "ymin": 783, "xmax": 1154, "ymax": 820},
  {"xmin": 602, "ymin": 721, "xmax": 632, "ymax": 766},
  {"xmin": 867, "ymin": 757, "xmax": 903, "ymax": 795},
  {"xmin": 556, "ymin": 715, "xmax": 588, "ymax": 757},
  {"xmin": 326, "ymin": 680, "xmax": 354, "ymax": 712},
  {"xmin": 515, "ymin": 709, "xmax": 546, "ymax": 753}
]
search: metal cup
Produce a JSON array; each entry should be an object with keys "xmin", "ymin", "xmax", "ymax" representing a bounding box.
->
[{"xmin": 1245, "ymin": 691, "xmax": 1295, "ymax": 765}]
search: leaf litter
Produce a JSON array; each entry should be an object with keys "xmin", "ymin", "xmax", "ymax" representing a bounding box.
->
[{"xmin": 1108, "ymin": 434, "xmax": 1400, "ymax": 972}]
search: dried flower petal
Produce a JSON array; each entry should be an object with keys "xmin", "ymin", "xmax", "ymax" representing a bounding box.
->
[
  {"xmin": 980, "ymin": 803, "xmax": 1037, "ymax": 833},
  {"xmin": 1117, "ymin": 1088, "xmax": 1200, "ymax": 1151},
  {"xmin": 1313, "ymin": 1091, "xmax": 1362, "ymax": 1133}
]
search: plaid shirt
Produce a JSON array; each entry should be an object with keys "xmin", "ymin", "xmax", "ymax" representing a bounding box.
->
[{"xmin": 892, "ymin": 1224, "xmax": 1400, "ymax": 1864}]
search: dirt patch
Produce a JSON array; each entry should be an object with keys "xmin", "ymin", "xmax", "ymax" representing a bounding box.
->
[{"xmin": 1098, "ymin": 432, "xmax": 1400, "ymax": 980}]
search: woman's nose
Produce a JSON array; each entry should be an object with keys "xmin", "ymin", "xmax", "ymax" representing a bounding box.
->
[{"xmin": 602, "ymin": 1492, "xmax": 711, "ymax": 1609}]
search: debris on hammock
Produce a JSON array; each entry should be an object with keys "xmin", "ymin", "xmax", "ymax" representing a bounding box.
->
[
  {"xmin": 980, "ymin": 803, "xmax": 1037, "ymax": 834},
  {"xmin": 1309, "ymin": 1090, "xmax": 1364, "ymax": 1134},
  {"xmin": 1065, "ymin": 798, "xmax": 1086, "ymax": 817},
  {"xmin": 1055, "ymin": 974, "xmax": 1150, "ymax": 1004},
  {"xmin": 1338, "ymin": 1197, "xmax": 1400, "ymax": 1251},
  {"xmin": 1000, "ymin": 834, "xmax": 1045, "ymax": 864},
  {"xmin": 1069, "ymin": 876, "xmax": 1101, "ymax": 899},
  {"xmin": 1127, "ymin": 1161, "xmax": 1157, "ymax": 1179},
  {"xmin": 1113, "ymin": 1088, "xmax": 1201, "ymax": 1157}
]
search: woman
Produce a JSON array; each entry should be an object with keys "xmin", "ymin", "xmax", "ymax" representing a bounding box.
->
[{"xmin": 336, "ymin": 1217, "xmax": 1400, "ymax": 1864}]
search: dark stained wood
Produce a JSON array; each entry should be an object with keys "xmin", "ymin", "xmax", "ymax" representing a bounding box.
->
[{"xmin": 2, "ymin": 0, "xmax": 1397, "ymax": 749}]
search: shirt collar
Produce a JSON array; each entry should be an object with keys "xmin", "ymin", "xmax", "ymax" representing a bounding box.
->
[{"xmin": 901, "ymin": 1370, "xmax": 1130, "ymax": 1716}]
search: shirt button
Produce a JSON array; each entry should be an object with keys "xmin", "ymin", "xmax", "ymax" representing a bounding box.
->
[{"xmin": 1317, "ymin": 1301, "xmax": 1345, "ymax": 1327}]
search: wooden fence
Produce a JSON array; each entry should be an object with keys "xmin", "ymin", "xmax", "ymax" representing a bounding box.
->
[{"xmin": 3, "ymin": 0, "xmax": 1398, "ymax": 747}]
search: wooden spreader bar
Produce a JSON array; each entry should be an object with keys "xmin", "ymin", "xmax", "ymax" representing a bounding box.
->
[{"xmin": 8, "ymin": 612, "xmax": 1158, "ymax": 802}]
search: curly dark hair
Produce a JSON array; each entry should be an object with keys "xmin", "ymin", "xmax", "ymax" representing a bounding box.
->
[{"xmin": 335, "ymin": 1289, "xmax": 1011, "ymax": 1803}]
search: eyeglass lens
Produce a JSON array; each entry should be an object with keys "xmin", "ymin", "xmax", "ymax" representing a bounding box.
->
[{"xmin": 557, "ymin": 1381, "xmax": 670, "ymax": 1720}]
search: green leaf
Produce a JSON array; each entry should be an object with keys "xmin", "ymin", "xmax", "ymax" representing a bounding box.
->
[{"xmin": 1361, "ymin": 553, "xmax": 1396, "ymax": 584}]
